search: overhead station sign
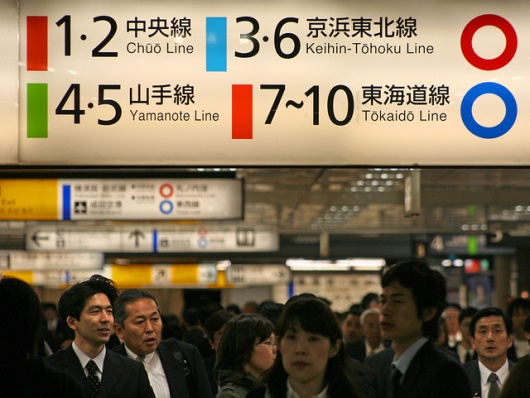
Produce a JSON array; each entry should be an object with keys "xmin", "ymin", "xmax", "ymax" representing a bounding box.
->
[
  {"xmin": 12, "ymin": 0, "xmax": 530, "ymax": 166},
  {"xmin": 0, "ymin": 178, "xmax": 242, "ymax": 220},
  {"xmin": 25, "ymin": 222, "xmax": 279, "ymax": 252}
]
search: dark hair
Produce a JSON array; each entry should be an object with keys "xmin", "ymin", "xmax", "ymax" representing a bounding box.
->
[
  {"xmin": 215, "ymin": 314, "xmax": 275, "ymax": 381},
  {"xmin": 113, "ymin": 289, "xmax": 160, "ymax": 327},
  {"xmin": 226, "ymin": 303, "xmax": 242, "ymax": 315},
  {"xmin": 258, "ymin": 301, "xmax": 284, "ymax": 328},
  {"xmin": 41, "ymin": 302, "xmax": 58, "ymax": 312},
  {"xmin": 265, "ymin": 297, "xmax": 362, "ymax": 398},
  {"xmin": 469, "ymin": 307, "xmax": 513, "ymax": 337},
  {"xmin": 361, "ymin": 292, "xmax": 380, "ymax": 310},
  {"xmin": 458, "ymin": 306, "xmax": 479, "ymax": 324},
  {"xmin": 204, "ymin": 309, "xmax": 236, "ymax": 341},
  {"xmin": 348, "ymin": 303, "xmax": 363, "ymax": 317},
  {"xmin": 58, "ymin": 274, "xmax": 118, "ymax": 337},
  {"xmin": 381, "ymin": 260, "xmax": 446, "ymax": 341},
  {"xmin": 198, "ymin": 302, "xmax": 223, "ymax": 326},
  {"xmin": 525, "ymin": 315, "xmax": 530, "ymax": 333},
  {"xmin": 0, "ymin": 277, "xmax": 43, "ymax": 360},
  {"xmin": 499, "ymin": 357, "xmax": 530, "ymax": 398},
  {"xmin": 182, "ymin": 306, "xmax": 200, "ymax": 327},
  {"xmin": 507, "ymin": 298, "xmax": 530, "ymax": 317}
]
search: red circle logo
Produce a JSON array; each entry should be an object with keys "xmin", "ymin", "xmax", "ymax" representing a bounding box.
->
[
  {"xmin": 159, "ymin": 183, "xmax": 174, "ymax": 198},
  {"xmin": 461, "ymin": 14, "xmax": 517, "ymax": 70}
]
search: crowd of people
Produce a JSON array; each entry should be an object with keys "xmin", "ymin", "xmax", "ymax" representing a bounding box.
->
[{"xmin": 3, "ymin": 259, "xmax": 530, "ymax": 397}]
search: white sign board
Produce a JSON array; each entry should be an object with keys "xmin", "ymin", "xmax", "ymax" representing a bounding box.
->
[
  {"xmin": 25, "ymin": 222, "xmax": 279, "ymax": 252},
  {"xmin": 0, "ymin": 0, "xmax": 18, "ymax": 164},
  {"xmin": 227, "ymin": 264, "xmax": 290, "ymax": 284},
  {"xmin": 0, "ymin": 250, "xmax": 104, "ymax": 270},
  {"xmin": 58, "ymin": 178, "xmax": 242, "ymax": 220},
  {"xmin": 156, "ymin": 223, "xmax": 279, "ymax": 252},
  {"xmin": 13, "ymin": 0, "xmax": 530, "ymax": 166}
]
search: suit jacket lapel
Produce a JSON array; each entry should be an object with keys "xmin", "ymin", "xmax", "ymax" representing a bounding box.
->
[
  {"xmin": 158, "ymin": 342, "xmax": 190, "ymax": 398},
  {"xmin": 63, "ymin": 345, "xmax": 89, "ymax": 380},
  {"xmin": 398, "ymin": 341, "xmax": 434, "ymax": 397},
  {"xmin": 99, "ymin": 351, "xmax": 122, "ymax": 398}
]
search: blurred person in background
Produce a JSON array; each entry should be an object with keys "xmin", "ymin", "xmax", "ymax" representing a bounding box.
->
[
  {"xmin": 243, "ymin": 300, "xmax": 259, "ymax": 314},
  {"xmin": 0, "ymin": 276, "xmax": 82, "ymax": 397},
  {"xmin": 442, "ymin": 303, "xmax": 462, "ymax": 347},
  {"xmin": 203, "ymin": 309, "xmax": 236, "ymax": 396},
  {"xmin": 341, "ymin": 305, "xmax": 363, "ymax": 343},
  {"xmin": 41, "ymin": 302, "xmax": 70, "ymax": 353},
  {"xmin": 450, "ymin": 306, "xmax": 479, "ymax": 364},
  {"xmin": 506, "ymin": 298, "xmax": 530, "ymax": 360},
  {"xmin": 214, "ymin": 314, "xmax": 276, "ymax": 398},
  {"xmin": 345, "ymin": 308, "xmax": 387, "ymax": 363}
]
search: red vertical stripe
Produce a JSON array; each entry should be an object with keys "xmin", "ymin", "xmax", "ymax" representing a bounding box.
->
[
  {"xmin": 27, "ymin": 16, "xmax": 48, "ymax": 71},
  {"xmin": 232, "ymin": 85, "xmax": 253, "ymax": 139}
]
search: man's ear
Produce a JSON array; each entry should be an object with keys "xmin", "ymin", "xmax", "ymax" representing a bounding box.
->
[
  {"xmin": 422, "ymin": 307, "xmax": 437, "ymax": 323},
  {"xmin": 469, "ymin": 335, "xmax": 477, "ymax": 349},
  {"xmin": 507, "ymin": 333, "xmax": 514, "ymax": 348},
  {"xmin": 114, "ymin": 323, "xmax": 124, "ymax": 340},
  {"xmin": 66, "ymin": 315, "xmax": 78, "ymax": 331}
]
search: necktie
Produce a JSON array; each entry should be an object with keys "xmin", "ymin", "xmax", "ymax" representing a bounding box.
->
[
  {"xmin": 389, "ymin": 365, "xmax": 402, "ymax": 398},
  {"xmin": 464, "ymin": 351, "xmax": 471, "ymax": 363},
  {"xmin": 488, "ymin": 373, "xmax": 500, "ymax": 398},
  {"xmin": 86, "ymin": 360, "xmax": 100, "ymax": 398},
  {"xmin": 136, "ymin": 355, "xmax": 147, "ymax": 370}
]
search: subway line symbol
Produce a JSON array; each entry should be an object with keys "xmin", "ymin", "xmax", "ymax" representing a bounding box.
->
[
  {"xmin": 26, "ymin": 16, "xmax": 49, "ymax": 138},
  {"xmin": 27, "ymin": 16, "xmax": 48, "ymax": 71}
]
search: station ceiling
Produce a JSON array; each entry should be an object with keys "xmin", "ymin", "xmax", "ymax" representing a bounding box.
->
[{"xmin": 2, "ymin": 167, "xmax": 530, "ymax": 250}]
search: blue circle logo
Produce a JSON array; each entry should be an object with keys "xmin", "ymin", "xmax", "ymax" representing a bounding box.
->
[
  {"xmin": 461, "ymin": 82, "xmax": 517, "ymax": 139},
  {"xmin": 198, "ymin": 237, "xmax": 209, "ymax": 249},
  {"xmin": 159, "ymin": 200, "xmax": 174, "ymax": 214}
]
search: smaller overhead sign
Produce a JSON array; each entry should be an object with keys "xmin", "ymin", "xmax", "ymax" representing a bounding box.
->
[
  {"xmin": 0, "ymin": 250, "xmax": 103, "ymax": 270},
  {"xmin": 226, "ymin": 264, "xmax": 291, "ymax": 284},
  {"xmin": 0, "ymin": 178, "xmax": 243, "ymax": 220},
  {"xmin": 25, "ymin": 222, "xmax": 278, "ymax": 252}
]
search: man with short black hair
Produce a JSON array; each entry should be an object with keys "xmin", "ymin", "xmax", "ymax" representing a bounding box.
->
[
  {"xmin": 365, "ymin": 260, "xmax": 471, "ymax": 398},
  {"xmin": 463, "ymin": 307, "xmax": 515, "ymax": 398},
  {"xmin": 45, "ymin": 275, "xmax": 154, "ymax": 398},
  {"xmin": 113, "ymin": 289, "xmax": 212, "ymax": 398},
  {"xmin": 452, "ymin": 306, "xmax": 479, "ymax": 363}
]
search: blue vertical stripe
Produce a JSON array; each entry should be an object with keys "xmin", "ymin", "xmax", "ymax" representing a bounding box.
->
[
  {"xmin": 153, "ymin": 230, "xmax": 158, "ymax": 252},
  {"xmin": 288, "ymin": 280, "xmax": 294, "ymax": 298},
  {"xmin": 206, "ymin": 17, "xmax": 227, "ymax": 72},
  {"xmin": 62, "ymin": 185, "xmax": 71, "ymax": 220}
]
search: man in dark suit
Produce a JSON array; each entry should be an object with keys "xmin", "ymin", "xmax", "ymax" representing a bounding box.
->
[
  {"xmin": 44, "ymin": 274, "xmax": 155, "ymax": 398},
  {"xmin": 113, "ymin": 289, "xmax": 213, "ymax": 398},
  {"xmin": 463, "ymin": 307, "xmax": 515, "ymax": 397},
  {"xmin": 345, "ymin": 308, "xmax": 388, "ymax": 363},
  {"xmin": 451, "ymin": 306, "xmax": 479, "ymax": 364},
  {"xmin": 364, "ymin": 260, "xmax": 471, "ymax": 398}
]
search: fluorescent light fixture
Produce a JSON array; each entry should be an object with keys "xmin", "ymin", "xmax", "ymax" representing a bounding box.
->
[
  {"xmin": 216, "ymin": 260, "xmax": 231, "ymax": 271},
  {"xmin": 286, "ymin": 258, "xmax": 385, "ymax": 272}
]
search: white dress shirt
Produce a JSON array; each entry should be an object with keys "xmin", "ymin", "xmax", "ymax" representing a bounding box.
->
[
  {"xmin": 125, "ymin": 346, "xmax": 170, "ymax": 398},
  {"xmin": 72, "ymin": 342, "xmax": 106, "ymax": 380},
  {"xmin": 478, "ymin": 359, "xmax": 509, "ymax": 398}
]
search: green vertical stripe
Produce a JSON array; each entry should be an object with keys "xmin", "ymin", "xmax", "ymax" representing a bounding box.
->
[
  {"xmin": 27, "ymin": 83, "xmax": 48, "ymax": 138},
  {"xmin": 468, "ymin": 235, "xmax": 478, "ymax": 255}
]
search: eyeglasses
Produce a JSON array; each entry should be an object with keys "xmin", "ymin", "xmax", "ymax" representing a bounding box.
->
[{"xmin": 259, "ymin": 341, "xmax": 277, "ymax": 348}]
